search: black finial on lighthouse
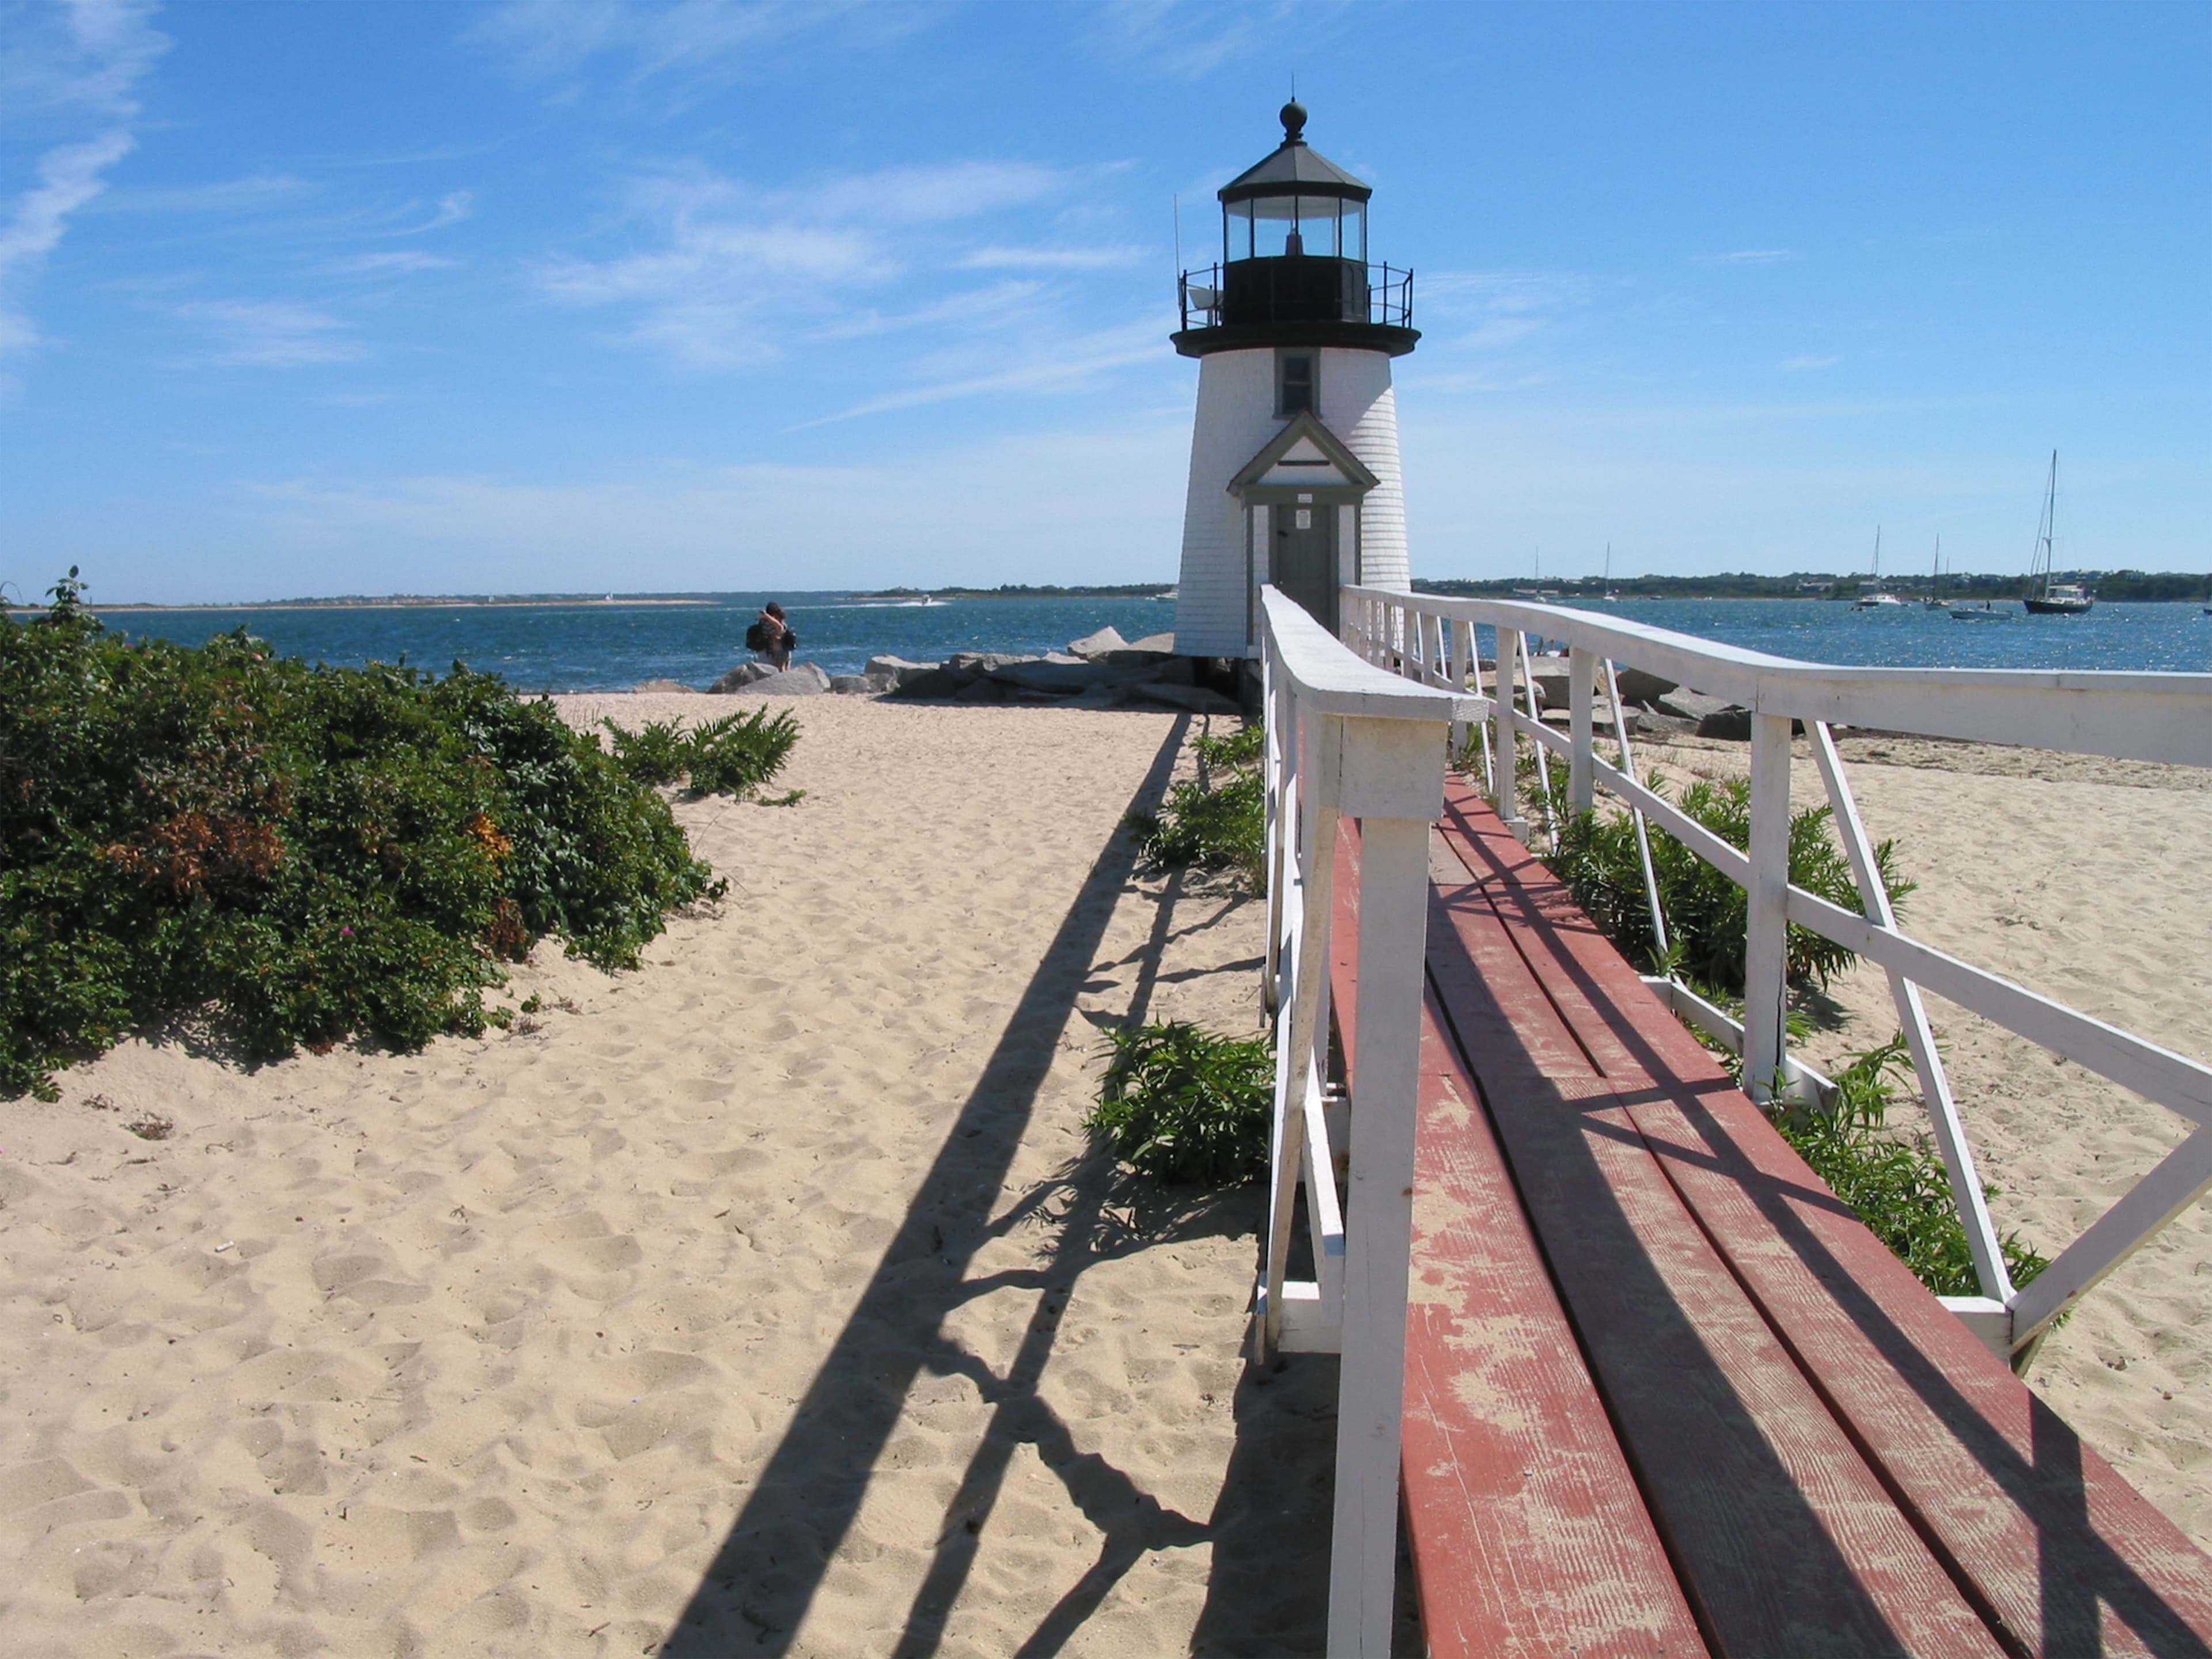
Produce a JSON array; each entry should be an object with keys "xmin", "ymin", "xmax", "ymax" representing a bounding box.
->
[{"xmin": 1279, "ymin": 100, "xmax": 1307, "ymax": 145}]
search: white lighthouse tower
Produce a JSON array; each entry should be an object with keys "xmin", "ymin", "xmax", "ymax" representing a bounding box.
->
[{"xmin": 1172, "ymin": 101, "xmax": 1419, "ymax": 657}]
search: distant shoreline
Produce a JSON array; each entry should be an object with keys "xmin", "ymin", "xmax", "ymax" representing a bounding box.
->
[{"xmin": 6, "ymin": 597, "xmax": 718, "ymax": 614}]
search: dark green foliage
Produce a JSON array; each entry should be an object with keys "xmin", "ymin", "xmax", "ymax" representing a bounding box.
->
[
  {"xmin": 1551, "ymin": 772, "xmax": 1912, "ymax": 995},
  {"xmin": 598, "ymin": 707, "xmax": 799, "ymax": 797},
  {"xmin": 681, "ymin": 709, "xmax": 800, "ymax": 798},
  {"xmin": 1777, "ymin": 1039, "xmax": 2050, "ymax": 1299},
  {"xmin": 1088, "ymin": 1021, "xmax": 1272, "ymax": 1184},
  {"xmin": 0, "ymin": 575, "xmax": 731, "ymax": 1098},
  {"xmin": 1129, "ymin": 720, "xmax": 1265, "ymax": 882}
]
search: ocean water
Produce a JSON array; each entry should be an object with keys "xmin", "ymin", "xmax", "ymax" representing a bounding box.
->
[{"xmin": 57, "ymin": 592, "xmax": 2212, "ymax": 691}]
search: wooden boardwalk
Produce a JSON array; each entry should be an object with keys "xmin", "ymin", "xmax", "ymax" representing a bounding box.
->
[{"xmin": 1336, "ymin": 777, "xmax": 2212, "ymax": 1658}]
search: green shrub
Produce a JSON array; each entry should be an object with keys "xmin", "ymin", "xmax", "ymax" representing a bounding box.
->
[
  {"xmin": 0, "ymin": 572, "xmax": 730, "ymax": 1098},
  {"xmin": 599, "ymin": 717, "xmax": 693, "ymax": 786},
  {"xmin": 683, "ymin": 708, "xmax": 800, "ymax": 798},
  {"xmin": 1088, "ymin": 1020, "xmax": 1272, "ymax": 1184},
  {"xmin": 1777, "ymin": 1038, "xmax": 2050, "ymax": 1300},
  {"xmin": 1551, "ymin": 772, "xmax": 1912, "ymax": 995},
  {"xmin": 1129, "ymin": 720, "xmax": 1266, "ymax": 882}
]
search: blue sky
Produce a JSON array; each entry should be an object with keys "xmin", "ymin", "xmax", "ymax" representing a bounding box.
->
[{"xmin": 1, "ymin": 0, "xmax": 2205, "ymax": 603}]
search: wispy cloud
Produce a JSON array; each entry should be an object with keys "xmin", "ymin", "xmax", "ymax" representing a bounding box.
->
[
  {"xmin": 536, "ymin": 158, "xmax": 1080, "ymax": 369},
  {"xmin": 956, "ymin": 244, "xmax": 1146, "ymax": 271},
  {"xmin": 469, "ymin": 0, "xmax": 935, "ymax": 104},
  {"xmin": 1697, "ymin": 248, "xmax": 1798, "ymax": 267},
  {"xmin": 325, "ymin": 250, "xmax": 461, "ymax": 276},
  {"xmin": 0, "ymin": 0, "xmax": 167, "ymax": 368},
  {"xmin": 93, "ymin": 171, "xmax": 312, "ymax": 215},
  {"xmin": 1420, "ymin": 268, "xmax": 1597, "ymax": 355},
  {"xmin": 172, "ymin": 298, "xmax": 364, "ymax": 367},
  {"xmin": 1779, "ymin": 353, "xmax": 1840, "ymax": 372},
  {"xmin": 797, "ymin": 320, "xmax": 1166, "ymax": 425},
  {"xmin": 387, "ymin": 189, "xmax": 475, "ymax": 235},
  {"xmin": 1079, "ymin": 0, "xmax": 1353, "ymax": 83}
]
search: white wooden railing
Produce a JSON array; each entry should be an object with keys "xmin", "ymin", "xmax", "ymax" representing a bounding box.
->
[
  {"xmin": 1342, "ymin": 582, "xmax": 2212, "ymax": 1366},
  {"xmin": 1254, "ymin": 587, "xmax": 1471, "ymax": 1658}
]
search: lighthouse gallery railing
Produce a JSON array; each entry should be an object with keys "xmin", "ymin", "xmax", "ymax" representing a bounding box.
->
[{"xmin": 1340, "ymin": 582, "xmax": 2212, "ymax": 1366}]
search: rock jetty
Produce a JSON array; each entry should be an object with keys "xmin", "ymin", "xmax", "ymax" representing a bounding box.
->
[{"xmin": 687, "ymin": 626, "xmax": 1243, "ymax": 714}]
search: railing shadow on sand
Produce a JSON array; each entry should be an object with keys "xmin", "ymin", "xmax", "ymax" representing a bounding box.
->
[{"xmin": 657, "ymin": 711, "xmax": 1373, "ymax": 1658}]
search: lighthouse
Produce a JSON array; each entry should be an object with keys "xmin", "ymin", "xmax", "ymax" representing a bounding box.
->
[{"xmin": 1171, "ymin": 101, "xmax": 1418, "ymax": 657}]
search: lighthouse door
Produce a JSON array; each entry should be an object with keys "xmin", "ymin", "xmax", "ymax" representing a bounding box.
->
[{"xmin": 1273, "ymin": 500, "xmax": 1337, "ymax": 634}]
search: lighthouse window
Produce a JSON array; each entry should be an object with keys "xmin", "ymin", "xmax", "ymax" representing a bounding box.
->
[{"xmin": 1277, "ymin": 351, "xmax": 1316, "ymax": 416}]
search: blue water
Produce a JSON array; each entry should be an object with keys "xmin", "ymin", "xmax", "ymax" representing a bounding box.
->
[{"xmin": 47, "ymin": 593, "xmax": 2212, "ymax": 690}]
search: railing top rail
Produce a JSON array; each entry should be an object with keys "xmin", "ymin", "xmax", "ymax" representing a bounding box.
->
[
  {"xmin": 1347, "ymin": 585, "xmax": 2212, "ymax": 767},
  {"xmin": 1264, "ymin": 588, "xmax": 1476, "ymax": 722}
]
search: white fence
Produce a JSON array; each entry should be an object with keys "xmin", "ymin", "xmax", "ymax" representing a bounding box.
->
[
  {"xmin": 1254, "ymin": 588, "xmax": 1471, "ymax": 1658},
  {"xmin": 1341, "ymin": 582, "xmax": 2212, "ymax": 1365}
]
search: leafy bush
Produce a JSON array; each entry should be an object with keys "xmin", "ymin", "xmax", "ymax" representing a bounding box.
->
[
  {"xmin": 1777, "ymin": 1037, "xmax": 2050, "ymax": 1300},
  {"xmin": 1129, "ymin": 720, "xmax": 1265, "ymax": 882},
  {"xmin": 0, "ymin": 572, "xmax": 732, "ymax": 1098},
  {"xmin": 1551, "ymin": 772, "xmax": 1912, "ymax": 995},
  {"xmin": 1088, "ymin": 1020, "xmax": 1272, "ymax": 1184},
  {"xmin": 599, "ymin": 707, "xmax": 800, "ymax": 797}
]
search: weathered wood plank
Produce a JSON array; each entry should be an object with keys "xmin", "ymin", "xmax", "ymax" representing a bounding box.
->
[
  {"xmin": 1423, "ymin": 831, "xmax": 2008, "ymax": 1657},
  {"xmin": 1402, "ymin": 985, "xmax": 1705, "ymax": 1658},
  {"xmin": 1438, "ymin": 779, "xmax": 2212, "ymax": 1656}
]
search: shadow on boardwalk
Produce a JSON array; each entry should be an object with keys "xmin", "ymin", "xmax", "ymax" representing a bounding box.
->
[{"xmin": 658, "ymin": 715, "xmax": 1395, "ymax": 1657}]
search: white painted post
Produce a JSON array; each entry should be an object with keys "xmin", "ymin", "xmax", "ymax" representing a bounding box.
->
[
  {"xmin": 1491, "ymin": 628, "xmax": 1523, "ymax": 838},
  {"xmin": 1568, "ymin": 646, "xmax": 1597, "ymax": 815},
  {"xmin": 1743, "ymin": 712, "xmax": 1793, "ymax": 1104},
  {"xmin": 1327, "ymin": 714, "xmax": 1445, "ymax": 1659}
]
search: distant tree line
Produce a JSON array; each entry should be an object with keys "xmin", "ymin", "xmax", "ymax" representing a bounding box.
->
[
  {"xmin": 855, "ymin": 583, "xmax": 1176, "ymax": 599},
  {"xmin": 1414, "ymin": 570, "xmax": 2212, "ymax": 603}
]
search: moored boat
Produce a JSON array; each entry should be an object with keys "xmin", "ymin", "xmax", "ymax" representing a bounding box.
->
[{"xmin": 2021, "ymin": 452, "xmax": 2094, "ymax": 615}]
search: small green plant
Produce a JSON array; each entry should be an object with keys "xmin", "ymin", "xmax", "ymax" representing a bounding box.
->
[
  {"xmin": 1088, "ymin": 1020, "xmax": 1272, "ymax": 1185},
  {"xmin": 599, "ymin": 717, "xmax": 693, "ymax": 786},
  {"xmin": 1550, "ymin": 772, "xmax": 1912, "ymax": 996},
  {"xmin": 1129, "ymin": 720, "xmax": 1265, "ymax": 882},
  {"xmin": 683, "ymin": 707, "xmax": 801, "ymax": 798},
  {"xmin": 1777, "ymin": 1037, "xmax": 2050, "ymax": 1300}
]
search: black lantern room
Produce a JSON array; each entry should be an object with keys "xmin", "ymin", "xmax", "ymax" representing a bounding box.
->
[{"xmin": 1174, "ymin": 102, "xmax": 1418, "ymax": 358}]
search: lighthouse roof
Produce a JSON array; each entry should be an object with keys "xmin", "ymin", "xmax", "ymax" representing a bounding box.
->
[{"xmin": 1219, "ymin": 103, "xmax": 1372, "ymax": 204}]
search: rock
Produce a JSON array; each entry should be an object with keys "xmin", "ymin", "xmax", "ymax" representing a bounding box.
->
[
  {"xmin": 948, "ymin": 651, "xmax": 1030, "ymax": 674},
  {"xmin": 1653, "ymin": 690, "xmax": 1732, "ymax": 724},
  {"xmin": 1121, "ymin": 680, "xmax": 1243, "ymax": 716},
  {"xmin": 990, "ymin": 659, "xmax": 1116, "ymax": 693},
  {"xmin": 864, "ymin": 655, "xmax": 941, "ymax": 690},
  {"xmin": 730, "ymin": 662, "xmax": 832, "ymax": 696},
  {"xmin": 632, "ymin": 678, "xmax": 698, "ymax": 694},
  {"xmin": 1615, "ymin": 667, "xmax": 1678, "ymax": 706},
  {"xmin": 887, "ymin": 665, "xmax": 976, "ymax": 700},
  {"xmin": 952, "ymin": 676, "xmax": 1005, "ymax": 704},
  {"xmin": 1124, "ymin": 632, "xmax": 1175, "ymax": 654},
  {"xmin": 1066, "ymin": 626, "xmax": 1130, "ymax": 661},
  {"xmin": 707, "ymin": 661, "xmax": 777, "ymax": 694},
  {"xmin": 1695, "ymin": 705, "xmax": 1753, "ymax": 740},
  {"xmin": 830, "ymin": 673, "xmax": 896, "ymax": 695}
]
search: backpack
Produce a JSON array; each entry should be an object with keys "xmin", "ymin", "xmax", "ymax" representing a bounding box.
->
[{"xmin": 745, "ymin": 619, "xmax": 770, "ymax": 652}]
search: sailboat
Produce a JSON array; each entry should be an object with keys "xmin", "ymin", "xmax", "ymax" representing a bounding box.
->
[
  {"xmin": 1853, "ymin": 527, "xmax": 1904, "ymax": 608},
  {"xmin": 1922, "ymin": 536, "xmax": 1948, "ymax": 609},
  {"xmin": 1600, "ymin": 543, "xmax": 1619, "ymax": 601},
  {"xmin": 2022, "ymin": 452, "xmax": 2093, "ymax": 615}
]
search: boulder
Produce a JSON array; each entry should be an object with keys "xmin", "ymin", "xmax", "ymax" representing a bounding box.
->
[
  {"xmin": 1124, "ymin": 632, "xmax": 1176, "ymax": 654},
  {"xmin": 707, "ymin": 661, "xmax": 777, "ymax": 694},
  {"xmin": 948, "ymin": 651, "xmax": 1031, "ymax": 674},
  {"xmin": 1694, "ymin": 705, "xmax": 1804, "ymax": 740},
  {"xmin": 952, "ymin": 676, "xmax": 1005, "ymax": 704},
  {"xmin": 730, "ymin": 662, "xmax": 832, "ymax": 697},
  {"xmin": 830, "ymin": 673, "xmax": 897, "ymax": 695},
  {"xmin": 864, "ymin": 655, "xmax": 941, "ymax": 690},
  {"xmin": 632, "ymin": 678, "xmax": 698, "ymax": 694},
  {"xmin": 1066, "ymin": 626, "xmax": 1130, "ymax": 661},
  {"xmin": 990, "ymin": 659, "xmax": 1116, "ymax": 694},
  {"xmin": 1121, "ymin": 680, "xmax": 1243, "ymax": 716},
  {"xmin": 1615, "ymin": 667, "xmax": 1679, "ymax": 706},
  {"xmin": 887, "ymin": 664, "xmax": 976, "ymax": 700},
  {"xmin": 1654, "ymin": 690, "xmax": 1732, "ymax": 724}
]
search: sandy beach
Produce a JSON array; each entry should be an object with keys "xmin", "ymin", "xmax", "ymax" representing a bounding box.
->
[{"xmin": 2, "ymin": 696, "xmax": 2206, "ymax": 1656}]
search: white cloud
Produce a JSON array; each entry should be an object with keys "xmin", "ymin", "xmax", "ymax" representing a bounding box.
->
[
  {"xmin": 1419, "ymin": 268, "xmax": 1596, "ymax": 357},
  {"xmin": 798, "ymin": 319, "xmax": 1168, "ymax": 425},
  {"xmin": 1698, "ymin": 248, "xmax": 1798, "ymax": 266},
  {"xmin": 0, "ymin": 128, "xmax": 136, "ymax": 357},
  {"xmin": 172, "ymin": 299, "xmax": 365, "ymax": 367},
  {"xmin": 325, "ymin": 250, "xmax": 461, "ymax": 276},
  {"xmin": 1080, "ymin": 0, "xmax": 1352, "ymax": 84},
  {"xmin": 389, "ymin": 189, "xmax": 475, "ymax": 234},
  {"xmin": 1780, "ymin": 353, "xmax": 1841, "ymax": 372},
  {"xmin": 956, "ymin": 244, "xmax": 1146, "ymax": 271},
  {"xmin": 93, "ymin": 171, "xmax": 313, "ymax": 214}
]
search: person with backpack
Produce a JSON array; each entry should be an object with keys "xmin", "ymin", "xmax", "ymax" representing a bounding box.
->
[{"xmin": 745, "ymin": 601, "xmax": 795, "ymax": 671}]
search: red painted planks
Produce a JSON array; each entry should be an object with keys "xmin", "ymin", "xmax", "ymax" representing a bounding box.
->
[
  {"xmin": 1438, "ymin": 781, "xmax": 2212, "ymax": 1656},
  {"xmin": 1425, "ymin": 851, "xmax": 2008, "ymax": 1657},
  {"xmin": 1403, "ymin": 987, "xmax": 1706, "ymax": 1658}
]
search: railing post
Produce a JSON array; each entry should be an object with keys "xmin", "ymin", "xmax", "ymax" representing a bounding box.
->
[
  {"xmin": 1327, "ymin": 714, "xmax": 1445, "ymax": 1659},
  {"xmin": 1744, "ymin": 711, "xmax": 1793, "ymax": 1104},
  {"xmin": 1568, "ymin": 646, "xmax": 1597, "ymax": 816},
  {"xmin": 1491, "ymin": 627, "xmax": 1524, "ymax": 839}
]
